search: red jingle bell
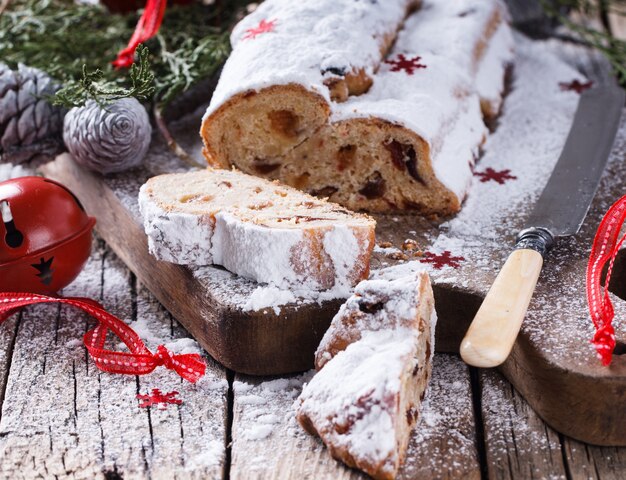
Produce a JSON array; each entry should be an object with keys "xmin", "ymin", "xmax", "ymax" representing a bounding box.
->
[{"xmin": 0, "ymin": 177, "xmax": 96, "ymax": 294}]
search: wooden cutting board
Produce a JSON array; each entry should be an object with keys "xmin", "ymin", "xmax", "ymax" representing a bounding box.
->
[{"xmin": 42, "ymin": 33, "xmax": 626, "ymax": 447}]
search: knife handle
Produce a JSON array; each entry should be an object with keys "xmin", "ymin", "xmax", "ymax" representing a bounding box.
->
[{"xmin": 460, "ymin": 228, "xmax": 553, "ymax": 368}]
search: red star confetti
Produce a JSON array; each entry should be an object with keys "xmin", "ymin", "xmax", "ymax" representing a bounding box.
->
[
  {"xmin": 385, "ymin": 54, "xmax": 427, "ymax": 75},
  {"xmin": 420, "ymin": 251, "xmax": 464, "ymax": 269},
  {"xmin": 243, "ymin": 19, "xmax": 277, "ymax": 40},
  {"xmin": 474, "ymin": 168, "xmax": 517, "ymax": 185},
  {"xmin": 137, "ymin": 389, "xmax": 182, "ymax": 409},
  {"xmin": 559, "ymin": 79, "xmax": 593, "ymax": 94}
]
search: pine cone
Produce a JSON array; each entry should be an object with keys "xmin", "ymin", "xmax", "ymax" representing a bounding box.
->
[
  {"xmin": 0, "ymin": 63, "xmax": 65, "ymax": 164},
  {"xmin": 63, "ymin": 98, "xmax": 152, "ymax": 175}
]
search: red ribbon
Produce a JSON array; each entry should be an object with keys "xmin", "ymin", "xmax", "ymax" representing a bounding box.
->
[
  {"xmin": 112, "ymin": 0, "xmax": 167, "ymax": 69},
  {"xmin": 0, "ymin": 292, "xmax": 206, "ymax": 382},
  {"xmin": 586, "ymin": 195, "xmax": 626, "ymax": 366}
]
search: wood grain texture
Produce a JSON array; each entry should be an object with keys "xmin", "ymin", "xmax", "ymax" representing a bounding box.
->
[
  {"xmin": 229, "ymin": 355, "xmax": 480, "ymax": 480},
  {"xmin": 480, "ymin": 369, "xmax": 568, "ymax": 480},
  {"xmin": 399, "ymin": 355, "xmax": 481, "ymax": 480},
  {"xmin": 563, "ymin": 438, "xmax": 626, "ymax": 480},
  {"xmin": 0, "ymin": 230, "xmax": 228, "ymax": 478}
]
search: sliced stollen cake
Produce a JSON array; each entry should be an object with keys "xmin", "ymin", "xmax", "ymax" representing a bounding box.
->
[
  {"xmin": 296, "ymin": 272, "xmax": 436, "ymax": 480},
  {"xmin": 138, "ymin": 169, "xmax": 375, "ymax": 291},
  {"xmin": 201, "ymin": 0, "xmax": 513, "ymax": 215}
]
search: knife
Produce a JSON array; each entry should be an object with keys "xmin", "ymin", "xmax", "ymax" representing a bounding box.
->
[{"xmin": 460, "ymin": 84, "xmax": 625, "ymax": 368}]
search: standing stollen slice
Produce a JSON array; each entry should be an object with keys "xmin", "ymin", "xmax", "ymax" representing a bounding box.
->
[
  {"xmin": 296, "ymin": 271, "xmax": 436, "ymax": 480},
  {"xmin": 138, "ymin": 169, "xmax": 375, "ymax": 291}
]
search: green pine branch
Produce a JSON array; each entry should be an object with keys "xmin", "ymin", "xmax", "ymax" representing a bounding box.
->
[{"xmin": 51, "ymin": 45, "xmax": 155, "ymax": 108}]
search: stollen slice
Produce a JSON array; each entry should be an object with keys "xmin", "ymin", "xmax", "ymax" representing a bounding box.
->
[
  {"xmin": 296, "ymin": 271, "xmax": 436, "ymax": 479},
  {"xmin": 138, "ymin": 168, "xmax": 375, "ymax": 291}
]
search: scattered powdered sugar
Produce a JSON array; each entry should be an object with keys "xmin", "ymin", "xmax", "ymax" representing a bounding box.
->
[
  {"xmin": 374, "ymin": 244, "xmax": 403, "ymax": 256},
  {"xmin": 65, "ymin": 338, "xmax": 83, "ymax": 349},
  {"xmin": 184, "ymin": 439, "xmax": 225, "ymax": 471},
  {"xmin": 244, "ymin": 285, "xmax": 298, "ymax": 314},
  {"xmin": 401, "ymin": 355, "xmax": 478, "ymax": 478},
  {"xmin": 233, "ymin": 375, "xmax": 309, "ymax": 446},
  {"xmin": 477, "ymin": 369, "xmax": 569, "ymax": 479},
  {"xmin": 164, "ymin": 337, "xmax": 203, "ymax": 355}
]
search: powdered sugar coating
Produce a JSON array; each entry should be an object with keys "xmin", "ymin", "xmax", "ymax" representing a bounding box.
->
[
  {"xmin": 297, "ymin": 272, "xmax": 436, "ymax": 478},
  {"xmin": 139, "ymin": 170, "xmax": 375, "ymax": 290},
  {"xmin": 476, "ymin": 22, "xmax": 515, "ymax": 113},
  {"xmin": 139, "ymin": 184, "xmax": 215, "ymax": 265},
  {"xmin": 205, "ymin": 0, "xmax": 513, "ymax": 206},
  {"xmin": 204, "ymin": 0, "xmax": 414, "ymax": 119},
  {"xmin": 210, "ymin": 211, "xmax": 306, "ymax": 287},
  {"xmin": 322, "ymin": 225, "xmax": 362, "ymax": 293},
  {"xmin": 301, "ymin": 328, "xmax": 416, "ymax": 470},
  {"xmin": 333, "ymin": 0, "xmax": 514, "ymax": 201}
]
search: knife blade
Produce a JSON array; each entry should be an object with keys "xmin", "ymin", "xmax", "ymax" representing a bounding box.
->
[{"xmin": 460, "ymin": 84, "xmax": 625, "ymax": 368}]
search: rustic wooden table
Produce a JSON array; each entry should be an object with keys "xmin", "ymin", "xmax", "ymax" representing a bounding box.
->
[{"xmin": 2, "ymin": 2, "xmax": 626, "ymax": 479}]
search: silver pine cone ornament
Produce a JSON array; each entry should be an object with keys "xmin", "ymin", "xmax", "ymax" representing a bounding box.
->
[
  {"xmin": 63, "ymin": 98, "xmax": 152, "ymax": 175},
  {"xmin": 0, "ymin": 63, "xmax": 64, "ymax": 164}
]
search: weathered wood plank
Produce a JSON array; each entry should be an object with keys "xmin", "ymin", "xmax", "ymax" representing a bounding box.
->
[
  {"xmin": 230, "ymin": 354, "xmax": 479, "ymax": 480},
  {"xmin": 134, "ymin": 279, "xmax": 228, "ymax": 480},
  {"xmin": 480, "ymin": 369, "xmax": 568, "ymax": 480},
  {"xmin": 0, "ymin": 235, "xmax": 228, "ymax": 479},
  {"xmin": 562, "ymin": 439, "xmax": 626, "ymax": 480}
]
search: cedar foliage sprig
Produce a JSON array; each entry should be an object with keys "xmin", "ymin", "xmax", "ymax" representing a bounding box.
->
[
  {"xmin": 542, "ymin": 0, "xmax": 626, "ymax": 85},
  {"xmin": 0, "ymin": 0, "xmax": 247, "ymax": 107},
  {"xmin": 52, "ymin": 45, "xmax": 155, "ymax": 108}
]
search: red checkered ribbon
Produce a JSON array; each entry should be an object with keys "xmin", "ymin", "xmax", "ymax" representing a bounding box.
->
[
  {"xmin": 0, "ymin": 292, "xmax": 206, "ymax": 382},
  {"xmin": 586, "ymin": 195, "xmax": 626, "ymax": 366}
]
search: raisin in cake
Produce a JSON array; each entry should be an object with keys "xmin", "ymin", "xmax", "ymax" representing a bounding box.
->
[
  {"xmin": 296, "ymin": 272, "xmax": 436, "ymax": 480},
  {"xmin": 138, "ymin": 169, "xmax": 375, "ymax": 290},
  {"xmin": 201, "ymin": 0, "xmax": 513, "ymax": 215}
]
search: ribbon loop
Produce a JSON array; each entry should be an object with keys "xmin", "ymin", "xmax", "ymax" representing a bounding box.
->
[
  {"xmin": 0, "ymin": 292, "xmax": 206, "ymax": 382},
  {"xmin": 113, "ymin": 0, "xmax": 167, "ymax": 68},
  {"xmin": 587, "ymin": 194, "xmax": 626, "ymax": 366}
]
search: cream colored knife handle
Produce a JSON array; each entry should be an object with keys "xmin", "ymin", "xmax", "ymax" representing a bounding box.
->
[{"xmin": 460, "ymin": 248, "xmax": 543, "ymax": 368}]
